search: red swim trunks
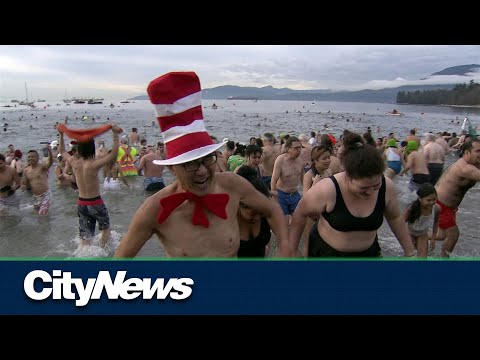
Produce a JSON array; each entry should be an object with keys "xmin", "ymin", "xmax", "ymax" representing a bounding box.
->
[{"xmin": 436, "ymin": 200, "xmax": 458, "ymax": 230}]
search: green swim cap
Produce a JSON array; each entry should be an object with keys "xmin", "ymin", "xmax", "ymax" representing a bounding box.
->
[
  {"xmin": 386, "ymin": 139, "xmax": 397, "ymax": 147},
  {"xmin": 406, "ymin": 140, "xmax": 418, "ymax": 155}
]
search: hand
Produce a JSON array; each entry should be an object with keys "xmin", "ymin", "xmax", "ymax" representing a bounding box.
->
[
  {"xmin": 312, "ymin": 174, "xmax": 322, "ymax": 185},
  {"xmin": 429, "ymin": 239, "xmax": 436, "ymax": 251}
]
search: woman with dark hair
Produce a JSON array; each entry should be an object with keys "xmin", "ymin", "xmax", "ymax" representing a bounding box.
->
[
  {"xmin": 319, "ymin": 134, "xmax": 343, "ymax": 173},
  {"xmin": 236, "ymin": 166, "xmax": 272, "ymax": 257},
  {"xmin": 403, "ymin": 183, "xmax": 440, "ymax": 258},
  {"xmin": 234, "ymin": 144, "xmax": 264, "ymax": 178},
  {"xmin": 303, "ymin": 144, "xmax": 333, "ymax": 193},
  {"xmin": 289, "ymin": 131, "xmax": 416, "ymax": 258}
]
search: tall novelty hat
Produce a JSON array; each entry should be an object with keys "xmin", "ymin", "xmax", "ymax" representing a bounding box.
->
[{"xmin": 147, "ymin": 71, "xmax": 225, "ymax": 165}]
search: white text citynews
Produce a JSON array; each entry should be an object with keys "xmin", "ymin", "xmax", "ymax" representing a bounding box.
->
[{"xmin": 24, "ymin": 270, "xmax": 194, "ymax": 307}]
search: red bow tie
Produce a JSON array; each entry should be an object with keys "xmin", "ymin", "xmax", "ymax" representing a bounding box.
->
[{"xmin": 158, "ymin": 191, "xmax": 229, "ymax": 228}]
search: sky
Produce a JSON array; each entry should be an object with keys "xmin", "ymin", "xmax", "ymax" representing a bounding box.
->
[{"xmin": 1, "ymin": 45, "xmax": 480, "ymax": 101}]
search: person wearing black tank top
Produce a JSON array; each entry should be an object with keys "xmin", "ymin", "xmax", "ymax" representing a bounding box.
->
[
  {"xmin": 236, "ymin": 165, "xmax": 272, "ymax": 257},
  {"xmin": 288, "ymin": 131, "xmax": 417, "ymax": 258}
]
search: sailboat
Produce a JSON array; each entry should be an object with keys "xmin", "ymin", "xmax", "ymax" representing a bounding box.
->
[
  {"xmin": 63, "ymin": 89, "xmax": 72, "ymax": 104},
  {"xmin": 19, "ymin": 82, "xmax": 35, "ymax": 107}
]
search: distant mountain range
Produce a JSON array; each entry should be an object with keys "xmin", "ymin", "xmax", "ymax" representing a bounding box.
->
[{"xmin": 130, "ymin": 64, "xmax": 480, "ymax": 104}]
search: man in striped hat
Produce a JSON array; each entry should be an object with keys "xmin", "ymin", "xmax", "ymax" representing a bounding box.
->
[{"xmin": 114, "ymin": 71, "xmax": 290, "ymax": 258}]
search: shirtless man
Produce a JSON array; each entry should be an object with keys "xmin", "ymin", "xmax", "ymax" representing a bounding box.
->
[
  {"xmin": 21, "ymin": 147, "xmax": 53, "ymax": 215},
  {"xmin": 423, "ymin": 133, "xmax": 445, "ymax": 185},
  {"xmin": 128, "ymin": 127, "xmax": 140, "ymax": 146},
  {"xmin": 114, "ymin": 71, "xmax": 289, "ymax": 258},
  {"xmin": 0, "ymin": 154, "xmax": 21, "ymax": 211},
  {"xmin": 406, "ymin": 128, "xmax": 421, "ymax": 147},
  {"xmin": 137, "ymin": 146, "xmax": 166, "ymax": 192},
  {"xmin": 261, "ymin": 133, "xmax": 280, "ymax": 192},
  {"xmin": 58, "ymin": 124, "xmax": 121, "ymax": 248},
  {"xmin": 115, "ymin": 151, "xmax": 289, "ymax": 258},
  {"xmin": 270, "ymin": 136, "xmax": 305, "ymax": 223},
  {"xmin": 434, "ymin": 139, "xmax": 480, "ymax": 257},
  {"xmin": 399, "ymin": 141, "xmax": 430, "ymax": 192}
]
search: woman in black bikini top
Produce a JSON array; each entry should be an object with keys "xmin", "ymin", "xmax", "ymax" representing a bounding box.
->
[{"xmin": 288, "ymin": 131, "xmax": 417, "ymax": 258}]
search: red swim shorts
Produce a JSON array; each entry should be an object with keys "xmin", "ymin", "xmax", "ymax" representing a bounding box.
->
[{"xmin": 436, "ymin": 200, "xmax": 458, "ymax": 230}]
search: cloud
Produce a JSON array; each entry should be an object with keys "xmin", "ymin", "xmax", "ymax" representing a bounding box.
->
[{"xmin": 0, "ymin": 45, "xmax": 479, "ymax": 101}]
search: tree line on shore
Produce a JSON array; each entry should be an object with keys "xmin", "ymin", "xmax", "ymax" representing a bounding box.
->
[{"xmin": 397, "ymin": 80, "xmax": 480, "ymax": 106}]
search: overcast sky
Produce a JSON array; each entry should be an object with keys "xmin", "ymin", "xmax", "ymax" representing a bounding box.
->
[{"xmin": 1, "ymin": 45, "xmax": 479, "ymax": 101}]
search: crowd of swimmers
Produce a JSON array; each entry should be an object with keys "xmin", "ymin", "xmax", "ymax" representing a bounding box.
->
[
  {"xmin": 1, "ymin": 119, "xmax": 480, "ymax": 259},
  {"xmin": 0, "ymin": 89, "xmax": 480, "ymax": 258}
]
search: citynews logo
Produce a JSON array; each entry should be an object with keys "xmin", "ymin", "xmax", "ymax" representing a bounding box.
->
[{"xmin": 24, "ymin": 270, "xmax": 194, "ymax": 307}]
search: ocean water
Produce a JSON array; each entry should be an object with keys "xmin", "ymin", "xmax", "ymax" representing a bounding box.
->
[{"xmin": 1, "ymin": 99, "xmax": 480, "ymax": 258}]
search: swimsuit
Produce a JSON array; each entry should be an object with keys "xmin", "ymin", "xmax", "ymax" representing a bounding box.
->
[
  {"xmin": 307, "ymin": 175, "xmax": 385, "ymax": 257},
  {"xmin": 322, "ymin": 175, "xmax": 385, "ymax": 232},
  {"xmin": 277, "ymin": 189, "xmax": 301, "ymax": 215},
  {"xmin": 408, "ymin": 174, "xmax": 430, "ymax": 192},
  {"xmin": 386, "ymin": 147, "xmax": 402, "ymax": 174},
  {"xmin": 408, "ymin": 213, "xmax": 433, "ymax": 237},
  {"xmin": 143, "ymin": 177, "xmax": 165, "ymax": 192},
  {"xmin": 77, "ymin": 196, "xmax": 110, "ymax": 239},
  {"xmin": 237, "ymin": 218, "xmax": 271, "ymax": 257},
  {"xmin": 33, "ymin": 189, "xmax": 52, "ymax": 215},
  {"xmin": 436, "ymin": 199, "xmax": 457, "ymax": 230},
  {"xmin": 427, "ymin": 163, "xmax": 443, "ymax": 185},
  {"xmin": 308, "ymin": 224, "xmax": 382, "ymax": 257}
]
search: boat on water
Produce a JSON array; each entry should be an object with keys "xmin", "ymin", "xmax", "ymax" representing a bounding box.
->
[
  {"xmin": 19, "ymin": 82, "xmax": 35, "ymax": 107},
  {"xmin": 385, "ymin": 109, "xmax": 404, "ymax": 116},
  {"xmin": 63, "ymin": 90, "xmax": 72, "ymax": 103},
  {"xmin": 227, "ymin": 96, "xmax": 259, "ymax": 101},
  {"xmin": 87, "ymin": 98, "xmax": 103, "ymax": 104}
]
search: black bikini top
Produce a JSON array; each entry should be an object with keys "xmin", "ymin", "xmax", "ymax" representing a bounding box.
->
[
  {"xmin": 237, "ymin": 218, "xmax": 271, "ymax": 257},
  {"xmin": 322, "ymin": 175, "xmax": 386, "ymax": 232}
]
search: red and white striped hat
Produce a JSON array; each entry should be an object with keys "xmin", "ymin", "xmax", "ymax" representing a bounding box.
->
[{"xmin": 147, "ymin": 71, "xmax": 225, "ymax": 165}]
